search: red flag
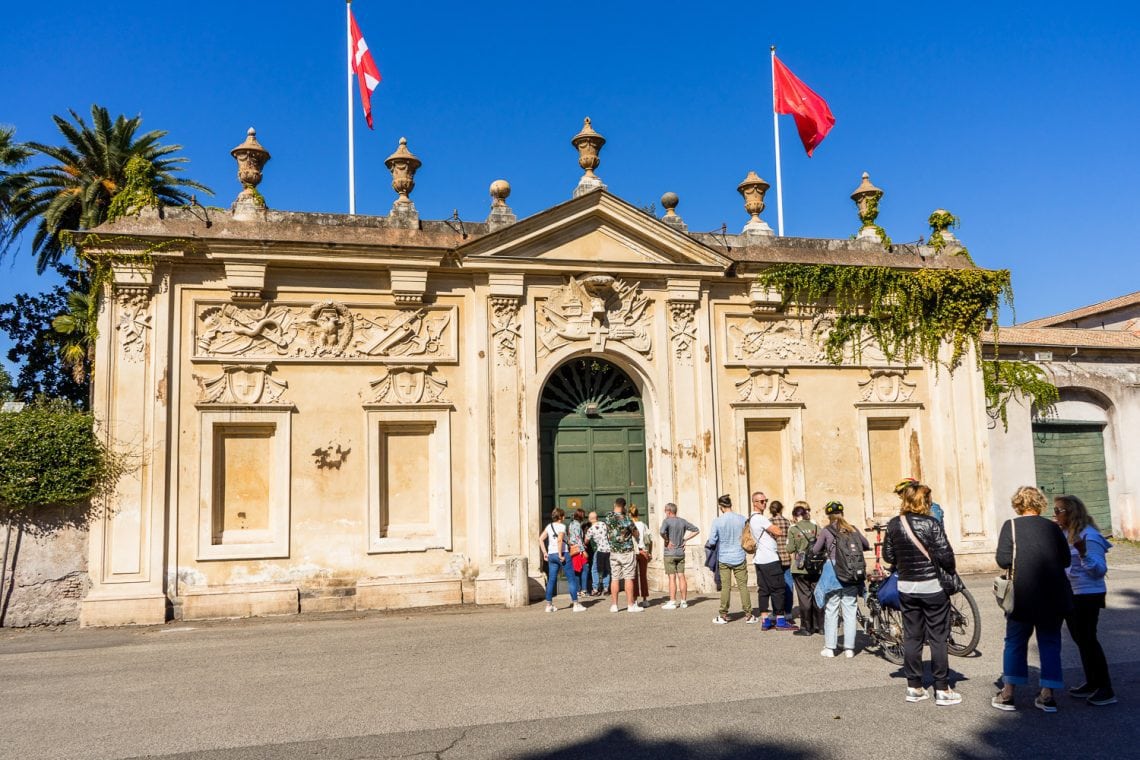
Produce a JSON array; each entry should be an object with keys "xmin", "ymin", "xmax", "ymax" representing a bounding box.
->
[
  {"xmin": 349, "ymin": 11, "xmax": 382, "ymax": 129},
  {"xmin": 773, "ymin": 55, "xmax": 835, "ymax": 157}
]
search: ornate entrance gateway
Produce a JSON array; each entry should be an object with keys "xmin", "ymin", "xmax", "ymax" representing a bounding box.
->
[{"xmin": 539, "ymin": 358, "xmax": 648, "ymax": 521}]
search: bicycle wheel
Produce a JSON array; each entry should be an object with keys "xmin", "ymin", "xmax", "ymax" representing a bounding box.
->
[
  {"xmin": 947, "ymin": 587, "xmax": 981, "ymax": 657},
  {"xmin": 878, "ymin": 606, "xmax": 905, "ymax": 665}
]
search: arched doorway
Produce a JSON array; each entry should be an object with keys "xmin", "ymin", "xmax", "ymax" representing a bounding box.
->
[{"xmin": 539, "ymin": 357, "xmax": 648, "ymax": 523}]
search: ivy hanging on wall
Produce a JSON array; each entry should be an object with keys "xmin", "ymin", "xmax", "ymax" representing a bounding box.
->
[
  {"xmin": 755, "ymin": 263, "xmax": 1013, "ymax": 369},
  {"xmin": 982, "ymin": 359, "xmax": 1060, "ymax": 431}
]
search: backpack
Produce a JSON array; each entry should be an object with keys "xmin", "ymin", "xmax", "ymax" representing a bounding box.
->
[
  {"xmin": 793, "ymin": 525, "xmax": 823, "ymax": 573},
  {"xmin": 830, "ymin": 526, "xmax": 866, "ymax": 585},
  {"xmin": 740, "ymin": 515, "xmax": 757, "ymax": 554}
]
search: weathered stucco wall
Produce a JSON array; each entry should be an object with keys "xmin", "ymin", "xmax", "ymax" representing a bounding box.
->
[{"xmin": 1, "ymin": 520, "xmax": 90, "ymax": 627}]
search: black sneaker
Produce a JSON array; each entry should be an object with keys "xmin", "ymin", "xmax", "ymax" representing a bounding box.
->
[
  {"xmin": 1034, "ymin": 694, "xmax": 1058, "ymax": 713},
  {"xmin": 793, "ymin": 629, "xmax": 813, "ymax": 637},
  {"xmin": 1087, "ymin": 688, "xmax": 1117, "ymax": 706},
  {"xmin": 1068, "ymin": 683, "xmax": 1095, "ymax": 698},
  {"xmin": 991, "ymin": 693, "xmax": 1016, "ymax": 712}
]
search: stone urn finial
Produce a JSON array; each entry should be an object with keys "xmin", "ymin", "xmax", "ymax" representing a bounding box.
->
[
  {"xmin": 571, "ymin": 117, "xmax": 607, "ymax": 197},
  {"xmin": 385, "ymin": 137, "xmax": 422, "ymax": 205},
  {"xmin": 660, "ymin": 191, "xmax": 687, "ymax": 231},
  {"xmin": 851, "ymin": 171, "xmax": 883, "ymax": 228},
  {"xmin": 487, "ymin": 179, "xmax": 516, "ymax": 231},
  {"xmin": 737, "ymin": 172, "xmax": 773, "ymax": 236},
  {"xmin": 490, "ymin": 179, "xmax": 511, "ymax": 208},
  {"xmin": 230, "ymin": 127, "xmax": 270, "ymax": 208}
]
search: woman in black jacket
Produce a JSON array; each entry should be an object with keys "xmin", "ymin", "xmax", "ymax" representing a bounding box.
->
[
  {"xmin": 992, "ymin": 486, "xmax": 1073, "ymax": 713},
  {"xmin": 883, "ymin": 483, "xmax": 960, "ymax": 706}
]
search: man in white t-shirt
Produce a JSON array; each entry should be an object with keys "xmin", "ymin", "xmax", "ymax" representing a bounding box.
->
[{"xmin": 748, "ymin": 491, "xmax": 797, "ymax": 631}]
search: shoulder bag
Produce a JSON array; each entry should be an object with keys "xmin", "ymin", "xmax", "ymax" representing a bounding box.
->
[
  {"xmin": 993, "ymin": 519, "xmax": 1016, "ymax": 613},
  {"xmin": 901, "ymin": 514, "xmax": 965, "ymax": 595}
]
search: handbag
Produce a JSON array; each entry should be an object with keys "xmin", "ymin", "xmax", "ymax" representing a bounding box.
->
[
  {"xmin": 877, "ymin": 571, "xmax": 901, "ymax": 610},
  {"xmin": 901, "ymin": 514, "xmax": 965, "ymax": 595},
  {"xmin": 993, "ymin": 519, "xmax": 1017, "ymax": 613}
]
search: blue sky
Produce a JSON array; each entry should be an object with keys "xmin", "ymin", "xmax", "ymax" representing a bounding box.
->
[{"xmin": 3, "ymin": 0, "xmax": 1138, "ymax": 337}]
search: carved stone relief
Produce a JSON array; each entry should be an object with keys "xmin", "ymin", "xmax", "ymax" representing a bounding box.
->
[
  {"xmin": 734, "ymin": 367, "xmax": 799, "ymax": 403},
  {"xmin": 365, "ymin": 365, "xmax": 449, "ymax": 405},
  {"xmin": 728, "ymin": 316, "xmax": 827, "ymax": 364},
  {"xmin": 537, "ymin": 276, "xmax": 651, "ymax": 356},
  {"xmin": 194, "ymin": 363, "xmax": 288, "ymax": 405},
  {"xmin": 858, "ymin": 369, "xmax": 916, "ymax": 403},
  {"xmin": 116, "ymin": 290, "xmax": 152, "ymax": 362},
  {"xmin": 668, "ymin": 301, "xmax": 697, "ymax": 365},
  {"xmin": 195, "ymin": 301, "xmax": 456, "ymax": 362},
  {"xmin": 490, "ymin": 297, "xmax": 521, "ymax": 367}
]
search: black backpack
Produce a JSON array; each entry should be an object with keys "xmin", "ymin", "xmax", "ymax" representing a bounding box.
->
[
  {"xmin": 794, "ymin": 525, "xmax": 826, "ymax": 574},
  {"xmin": 830, "ymin": 526, "xmax": 866, "ymax": 585}
]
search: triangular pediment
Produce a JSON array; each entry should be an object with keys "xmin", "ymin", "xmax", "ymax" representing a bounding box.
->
[{"xmin": 458, "ymin": 190, "xmax": 730, "ymax": 270}]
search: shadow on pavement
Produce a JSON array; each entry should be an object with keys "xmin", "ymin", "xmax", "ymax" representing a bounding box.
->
[{"xmin": 515, "ymin": 727, "xmax": 815, "ymax": 760}]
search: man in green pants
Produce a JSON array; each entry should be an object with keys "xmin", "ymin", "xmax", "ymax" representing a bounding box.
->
[{"xmin": 709, "ymin": 494, "xmax": 755, "ymax": 625}]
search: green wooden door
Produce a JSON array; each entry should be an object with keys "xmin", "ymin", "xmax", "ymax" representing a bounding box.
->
[
  {"xmin": 540, "ymin": 359, "xmax": 647, "ymax": 522},
  {"xmin": 1033, "ymin": 421, "xmax": 1112, "ymax": 534}
]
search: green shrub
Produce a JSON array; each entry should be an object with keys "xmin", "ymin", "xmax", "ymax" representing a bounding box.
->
[{"xmin": 0, "ymin": 401, "xmax": 117, "ymax": 516}]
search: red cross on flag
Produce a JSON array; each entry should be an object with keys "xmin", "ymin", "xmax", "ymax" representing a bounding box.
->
[
  {"xmin": 349, "ymin": 10, "xmax": 382, "ymax": 129},
  {"xmin": 772, "ymin": 55, "xmax": 835, "ymax": 157}
]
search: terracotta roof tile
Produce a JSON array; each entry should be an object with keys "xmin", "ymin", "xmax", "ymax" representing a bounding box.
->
[
  {"xmin": 1017, "ymin": 290, "xmax": 1140, "ymax": 328},
  {"xmin": 983, "ymin": 326, "xmax": 1140, "ymax": 349}
]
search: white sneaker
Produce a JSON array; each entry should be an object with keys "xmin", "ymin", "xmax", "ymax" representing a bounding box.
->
[
  {"xmin": 844, "ymin": 649, "xmax": 855, "ymax": 659},
  {"xmin": 544, "ymin": 603, "xmax": 556, "ymax": 613},
  {"xmin": 610, "ymin": 604, "xmax": 620, "ymax": 613},
  {"xmin": 627, "ymin": 605, "xmax": 644, "ymax": 613},
  {"xmin": 821, "ymin": 648, "xmax": 835, "ymax": 658},
  {"xmin": 679, "ymin": 600, "xmax": 688, "ymax": 609},
  {"xmin": 906, "ymin": 687, "xmax": 930, "ymax": 703},
  {"xmin": 661, "ymin": 600, "xmax": 677, "ymax": 610},
  {"xmin": 936, "ymin": 688, "xmax": 962, "ymax": 706},
  {"xmin": 572, "ymin": 603, "xmax": 586, "ymax": 612}
]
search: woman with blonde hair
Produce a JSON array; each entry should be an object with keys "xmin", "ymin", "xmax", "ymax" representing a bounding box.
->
[
  {"xmin": 811, "ymin": 501, "xmax": 869, "ymax": 658},
  {"xmin": 993, "ymin": 486, "xmax": 1072, "ymax": 712},
  {"xmin": 883, "ymin": 482, "xmax": 961, "ymax": 705},
  {"xmin": 1054, "ymin": 494, "xmax": 1115, "ymax": 705}
]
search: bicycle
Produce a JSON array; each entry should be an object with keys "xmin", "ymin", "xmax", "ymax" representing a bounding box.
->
[
  {"xmin": 857, "ymin": 522, "xmax": 981, "ymax": 664},
  {"xmin": 855, "ymin": 523, "xmax": 906, "ymax": 664}
]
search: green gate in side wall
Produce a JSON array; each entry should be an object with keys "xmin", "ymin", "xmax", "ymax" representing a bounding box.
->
[
  {"xmin": 539, "ymin": 358, "xmax": 647, "ymax": 524},
  {"xmin": 1032, "ymin": 421, "xmax": 1113, "ymax": 535}
]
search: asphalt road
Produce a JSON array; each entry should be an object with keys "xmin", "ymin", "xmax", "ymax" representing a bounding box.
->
[{"xmin": 2, "ymin": 568, "xmax": 1138, "ymax": 760}]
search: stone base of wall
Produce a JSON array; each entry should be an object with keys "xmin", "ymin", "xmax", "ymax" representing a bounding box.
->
[
  {"xmin": 1, "ymin": 522, "xmax": 90, "ymax": 628},
  {"xmin": 355, "ymin": 576, "xmax": 463, "ymax": 610},
  {"xmin": 80, "ymin": 593, "xmax": 167, "ymax": 627},
  {"xmin": 182, "ymin": 584, "xmax": 299, "ymax": 620}
]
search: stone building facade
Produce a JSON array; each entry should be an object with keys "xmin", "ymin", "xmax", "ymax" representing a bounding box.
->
[
  {"xmin": 987, "ymin": 292, "xmax": 1140, "ymax": 539},
  {"xmin": 78, "ymin": 122, "xmax": 998, "ymax": 626}
]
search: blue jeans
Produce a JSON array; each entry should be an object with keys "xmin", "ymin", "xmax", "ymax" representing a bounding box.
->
[
  {"xmin": 824, "ymin": 586, "xmax": 859, "ymax": 650},
  {"xmin": 783, "ymin": 566, "xmax": 794, "ymax": 614},
  {"xmin": 591, "ymin": 552, "xmax": 611, "ymax": 593},
  {"xmin": 545, "ymin": 555, "xmax": 579, "ymax": 603},
  {"xmin": 1003, "ymin": 616, "xmax": 1064, "ymax": 689}
]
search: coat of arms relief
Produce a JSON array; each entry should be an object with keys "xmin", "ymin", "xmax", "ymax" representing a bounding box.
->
[
  {"xmin": 194, "ymin": 301, "xmax": 455, "ymax": 361},
  {"xmin": 537, "ymin": 275, "xmax": 652, "ymax": 356}
]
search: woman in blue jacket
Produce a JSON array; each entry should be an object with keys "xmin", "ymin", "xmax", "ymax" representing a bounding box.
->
[{"xmin": 1054, "ymin": 495, "xmax": 1116, "ymax": 706}]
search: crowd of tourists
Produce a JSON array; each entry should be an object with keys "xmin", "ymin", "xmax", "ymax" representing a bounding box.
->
[{"xmin": 539, "ymin": 481, "xmax": 1116, "ymax": 711}]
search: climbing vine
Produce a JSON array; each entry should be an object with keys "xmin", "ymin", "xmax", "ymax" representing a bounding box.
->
[
  {"xmin": 105, "ymin": 155, "xmax": 161, "ymax": 223},
  {"xmin": 858, "ymin": 195, "xmax": 891, "ymax": 249},
  {"xmin": 927, "ymin": 209, "xmax": 974, "ymax": 264},
  {"xmin": 755, "ymin": 263, "xmax": 1013, "ymax": 369},
  {"xmin": 982, "ymin": 359, "xmax": 1060, "ymax": 431}
]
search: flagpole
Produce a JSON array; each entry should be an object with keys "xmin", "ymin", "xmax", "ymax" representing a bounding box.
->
[
  {"xmin": 771, "ymin": 45, "xmax": 784, "ymax": 237},
  {"xmin": 347, "ymin": 0, "xmax": 356, "ymax": 215}
]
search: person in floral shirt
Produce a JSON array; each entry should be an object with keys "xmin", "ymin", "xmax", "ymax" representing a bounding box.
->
[
  {"xmin": 605, "ymin": 498, "xmax": 643, "ymax": 613},
  {"xmin": 585, "ymin": 512, "xmax": 611, "ymax": 595}
]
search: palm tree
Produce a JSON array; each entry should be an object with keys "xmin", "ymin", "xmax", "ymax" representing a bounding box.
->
[
  {"xmin": 0, "ymin": 126, "xmax": 33, "ymax": 256},
  {"xmin": 51, "ymin": 289, "xmax": 95, "ymax": 385},
  {"xmin": 7, "ymin": 104, "xmax": 211, "ymax": 273}
]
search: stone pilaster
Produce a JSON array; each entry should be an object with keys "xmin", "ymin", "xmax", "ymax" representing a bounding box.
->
[
  {"xmin": 80, "ymin": 263, "xmax": 168, "ymax": 626},
  {"xmin": 488, "ymin": 273, "xmax": 525, "ymax": 559}
]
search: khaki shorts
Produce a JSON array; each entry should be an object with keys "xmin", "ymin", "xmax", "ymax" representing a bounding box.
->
[
  {"xmin": 610, "ymin": 551, "xmax": 637, "ymax": 580},
  {"xmin": 664, "ymin": 556, "xmax": 686, "ymax": 575}
]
